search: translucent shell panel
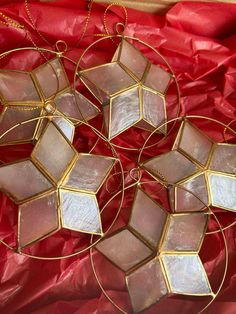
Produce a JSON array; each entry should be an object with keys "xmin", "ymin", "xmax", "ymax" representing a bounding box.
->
[
  {"xmin": 0, "ymin": 107, "xmax": 41, "ymax": 144},
  {"xmin": 110, "ymin": 87, "xmax": 140, "ymax": 139},
  {"xmin": 18, "ymin": 192, "xmax": 58, "ymax": 248},
  {"xmin": 55, "ymin": 90, "xmax": 99, "ymax": 123},
  {"xmin": 80, "ymin": 63, "xmax": 135, "ymax": 97},
  {"xmin": 126, "ymin": 258, "xmax": 168, "ymax": 313},
  {"xmin": 32, "ymin": 123, "xmax": 76, "ymax": 182},
  {"xmin": 80, "ymin": 76, "xmax": 108, "ymax": 104},
  {"xmin": 142, "ymin": 89, "xmax": 166, "ymax": 134},
  {"xmin": 113, "ymin": 39, "xmax": 148, "ymax": 80},
  {"xmin": 208, "ymin": 174, "xmax": 236, "ymax": 211},
  {"xmin": 96, "ymin": 229, "xmax": 153, "ymax": 272},
  {"xmin": 209, "ymin": 144, "xmax": 236, "ymax": 174},
  {"xmin": 172, "ymin": 173, "xmax": 209, "ymax": 212},
  {"xmin": 143, "ymin": 150, "xmax": 199, "ymax": 184},
  {"xmin": 162, "ymin": 255, "xmax": 211, "ymax": 295},
  {"xmin": 129, "ymin": 188, "xmax": 167, "ymax": 247},
  {"xmin": 0, "ymin": 160, "xmax": 52, "ymax": 202},
  {"xmin": 33, "ymin": 58, "xmax": 69, "ymax": 99},
  {"xmin": 161, "ymin": 213, "xmax": 208, "ymax": 252},
  {"xmin": 0, "ymin": 71, "xmax": 40, "ymax": 102},
  {"xmin": 144, "ymin": 64, "xmax": 171, "ymax": 94},
  {"xmin": 53, "ymin": 117, "xmax": 75, "ymax": 142},
  {"xmin": 61, "ymin": 190, "xmax": 102, "ymax": 234},
  {"xmin": 176, "ymin": 121, "xmax": 213, "ymax": 166},
  {"xmin": 64, "ymin": 154, "xmax": 115, "ymax": 193}
]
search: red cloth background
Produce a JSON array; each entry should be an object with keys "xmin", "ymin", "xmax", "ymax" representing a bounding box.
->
[{"xmin": 0, "ymin": 1, "xmax": 236, "ymax": 313}]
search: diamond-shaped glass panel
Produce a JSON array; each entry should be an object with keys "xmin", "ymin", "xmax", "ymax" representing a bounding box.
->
[
  {"xmin": 53, "ymin": 117, "xmax": 75, "ymax": 142},
  {"xmin": 209, "ymin": 143, "xmax": 236, "ymax": 174},
  {"xmin": 0, "ymin": 71, "xmax": 40, "ymax": 102},
  {"xmin": 126, "ymin": 258, "xmax": 168, "ymax": 313},
  {"xmin": 161, "ymin": 213, "xmax": 208, "ymax": 251},
  {"xmin": 64, "ymin": 154, "xmax": 115, "ymax": 193},
  {"xmin": 144, "ymin": 64, "xmax": 171, "ymax": 94},
  {"xmin": 80, "ymin": 63, "xmax": 135, "ymax": 97},
  {"xmin": 33, "ymin": 58, "xmax": 69, "ymax": 99},
  {"xmin": 162, "ymin": 255, "xmax": 211, "ymax": 295},
  {"xmin": 171, "ymin": 173, "xmax": 209, "ymax": 212},
  {"xmin": 0, "ymin": 160, "xmax": 52, "ymax": 202},
  {"xmin": 96, "ymin": 229, "xmax": 153, "ymax": 272},
  {"xmin": 143, "ymin": 150, "xmax": 199, "ymax": 184},
  {"xmin": 208, "ymin": 173, "xmax": 236, "ymax": 211},
  {"xmin": 113, "ymin": 39, "xmax": 148, "ymax": 80},
  {"xmin": 0, "ymin": 107, "xmax": 41, "ymax": 144},
  {"xmin": 110, "ymin": 87, "xmax": 140, "ymax": 138},
  {"xmin": 32, "ymin": 123, "xmax": 76, "ymax": 182},
  {"xmin": 176, "ymin": 121, "xmax": 213, "ymax": 166},
  {"xmin": 61, "ymin": 190, "xmax": 102, "ymax": 234},
  {"xmin": 19, "ymin": 192, "xmax": 58, "ymax": 248},
  {"xmin": 142, "ymin": 89, "xmax": 166, "ymax": 134},
  {"xmin": 129, "ymin": 188, "xmax": 167, "ymax": 247},
  {"xmin": 55, "ymin": 90, "xmax": 99, "ymax": 123}
]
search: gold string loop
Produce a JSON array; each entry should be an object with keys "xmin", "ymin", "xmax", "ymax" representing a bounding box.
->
[{"xmin": 103, "ymin": 3, "xmax": 128, "ymax": 45}]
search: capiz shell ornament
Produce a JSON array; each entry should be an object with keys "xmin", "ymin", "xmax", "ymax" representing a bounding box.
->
[
  {"xmin": 0, "ymin": 122, "xmax": 116, "ymax": 249},
  {"xmin": 142, "ymin": 119, "xmax": 236, "ymax": 213},
  {"xmin": 96, "ymin": 188, "xmax": 211, "ymax": 313},
  {"xmin": 79, "ymin": 37, "xmax": 173, "ymax": 140},
  {"xmin": 0, "ymin": 49, "xmax": 99, "ymax": 145}
]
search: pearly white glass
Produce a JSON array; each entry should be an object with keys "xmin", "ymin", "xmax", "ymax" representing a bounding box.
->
[
  {"xmin": 126, "ymin": 258, "xmax": 167, "ymax": 313},
  {"xmin": 55, "ymin": 90, "xmax": 99, "ymax": 122},
  {"xmin": 0, "ymin": 107, "xmax": 41, "ymax": 144},
  {"xmin": 61, "ymin": 190, "xmax": 102, "ymax": 234},
  {"xmin": 129, "ymin": 188, "xmax": 167, "ymax": 247},
  {"xmin": 0, "ymin": 160, "xmax": 52, "ymax": 202},
  {"xmin": 173, "ymin": 173, "xmax": 209, "ymax": 212},
  {"xmin": 0, "ymin": 71, "xmax": 40, "ymax": 101},
  {"xmin": 19, "ymin": 192, "xmax": 58, "ymax": 247},
  {"xmin": 34, "ymin": 58, "xmax": 69, "ymax": 99},
  {"xmin": 208, "ymin": 173, "xmax": 236, "ymax": 211},
  {"xmin": 113, "ymin": 39, "xmax": 148, "ymax": 80},
  {"xmin": 110, "ymin": 87, "xmax": 140, "ymax": 138},
  {"xmin": 96, "ymin": 229, "xmax": 153, "ymax": 272},
  {"xmin": 209, "ymin": 143, "xmax": 236, "ymax": 174},
  {"xmin": 177, "ymin": 121, "xmax": 213, "ymax": 166},
  {"xmin": 144, "ymin": 64, "xmax": 171, "ymax": 94},
  {"xmin": 143, "ymin": 150, "xmax": 199, "ymax": 184},
  {"xmin": 33, "ymin": 123, "xmax": 76, "ymax": 181},
  {"xmin": 64, "ymin": 154, "xmax": 114, "ymax": 193},
  {"xmin": 161, "ymin": 213, "xmax": 207, "ymax": 251}
]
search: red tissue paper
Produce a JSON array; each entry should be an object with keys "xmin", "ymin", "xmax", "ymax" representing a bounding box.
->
[{"xmin": 0, "ymin": 1, "xmax": 236, "ymax": 314}]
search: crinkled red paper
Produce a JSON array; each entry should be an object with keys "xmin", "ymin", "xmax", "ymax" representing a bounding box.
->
[{"xmin": 0, "ymin": 1, "xmax": 236, "ymax": 313}]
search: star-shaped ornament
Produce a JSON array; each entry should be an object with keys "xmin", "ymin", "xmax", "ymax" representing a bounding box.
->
[
  {"xmin": 0, "ymin": 122, "xmax": 116, "ymax": 249},
  {"xmin": 96, "ymin": 188, "xmax": 211, "ymax": 313},
  {"xmin": 0, "ymin": 57, "xmax": 99, "ymax": 145},
  {"xmin": 79, "ymin": 38, "xmax": 172, "ymax": 139},
  {"xmin": 142, "ymin": 120, "xmax": 236, "ymax": 212}
]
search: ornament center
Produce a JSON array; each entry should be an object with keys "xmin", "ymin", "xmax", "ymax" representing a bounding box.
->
[{"xmin": 45, "ymin": 101, "xmax": 56, "ymax": 114}]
